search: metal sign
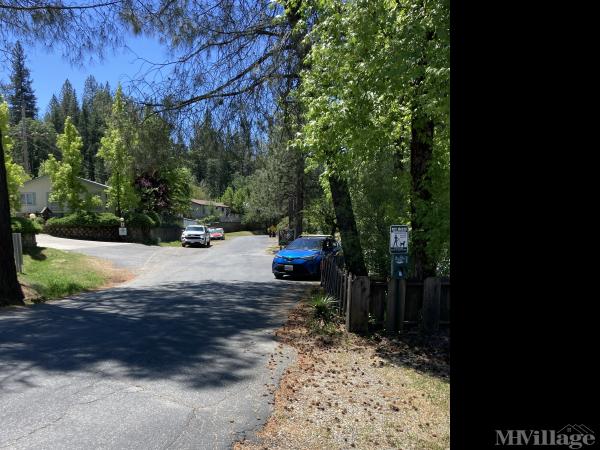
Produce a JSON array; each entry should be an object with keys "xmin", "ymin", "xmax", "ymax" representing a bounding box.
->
[
  {"xmin": 119, "ymin": 227, "xmax": 127, "ymax": 236},
  {"xmin": 390, "ymin": 225, "xmax": 408, "ymax": 254}
]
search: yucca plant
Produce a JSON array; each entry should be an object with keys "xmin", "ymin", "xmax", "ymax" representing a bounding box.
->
[{"xmin": 310, "ymin": 294, "xmax": 336, "ymax": 324}]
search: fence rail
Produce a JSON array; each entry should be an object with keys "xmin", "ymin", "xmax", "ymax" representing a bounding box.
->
[
  {"xmin": 321, "ymin": 255, "xmax": 449, "ymax": 334},
  {"xmin": 12, "ymin": 233, "xmax": 23, "ymax": 273}
]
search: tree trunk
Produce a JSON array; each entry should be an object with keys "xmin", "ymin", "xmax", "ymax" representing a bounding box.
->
[
  {"xmin": 410, "ymin": 112, "xmax": 436, "ymax": 280},
  {"xmin": 293, "ymin": 150, "xmax": 304, "ymax": 237},
  {"xmin": 284, "ymin": 0, "xmax": 308, "ymax": 239},
  {"xmin": 328, "ymin": 172, "xmax": 367, "ymax": 276},
  {"xmin": 0, "ymin": 128, "xmax": 25, "ymax": 306}
]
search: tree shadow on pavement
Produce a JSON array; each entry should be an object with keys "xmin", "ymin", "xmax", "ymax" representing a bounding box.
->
[{"xmin": 0, "ymin": 281, "xmax": 308, "ymax": 392}]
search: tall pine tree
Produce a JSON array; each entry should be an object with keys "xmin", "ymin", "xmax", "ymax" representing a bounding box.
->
[{"xmin": 7, "ymin": 41, "xmax": 37, "ymax": 125}]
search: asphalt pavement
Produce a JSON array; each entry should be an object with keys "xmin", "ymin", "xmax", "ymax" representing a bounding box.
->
[{"xmin": 0, "ymin": 235, "xmax": 315, "ymax": 449}]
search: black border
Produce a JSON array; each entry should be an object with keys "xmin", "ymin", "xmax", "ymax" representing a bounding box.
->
[{"xmin": 451, "ymin": 1, "xmax": 599, "ymax": 448}]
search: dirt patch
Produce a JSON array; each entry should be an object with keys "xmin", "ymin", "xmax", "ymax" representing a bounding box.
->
[
  {"xmin": 85, "ymin": 257, "xmax": 135, "ymax": 288},
  {"xmin": 20, "ymin": 281, "xmax": 44, "ymax": 304},
  {"xmin": 235, "ymin": 290, "xmax": 450, "ymax": 450}
]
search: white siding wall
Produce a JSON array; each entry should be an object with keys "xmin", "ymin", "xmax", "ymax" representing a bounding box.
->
[{"xmin": 17, "ymin": 175, "xmax": 109, "ymax": 216}]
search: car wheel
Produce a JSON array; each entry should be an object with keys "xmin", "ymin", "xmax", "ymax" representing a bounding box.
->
[
  {"xmin": 274, "ymin": 273, "xmax": 284, "ymax": 279},
  {"xmin": 181, "ymin": 242, "xmax": 186, "ymax": 247}
]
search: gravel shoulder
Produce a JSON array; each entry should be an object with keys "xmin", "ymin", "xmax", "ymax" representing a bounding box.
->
[{"xmin": 236, "ymin": 290, "xmax": 450, "ymax": 450}]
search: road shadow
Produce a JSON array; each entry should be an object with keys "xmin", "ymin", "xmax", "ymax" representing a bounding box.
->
[{"xmin": 0, "ymin": 281, "xmax": 309, "ymax": 391}]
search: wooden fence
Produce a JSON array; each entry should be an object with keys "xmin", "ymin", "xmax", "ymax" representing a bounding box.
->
[
  {"xmin": 12, "ymin": 233, "xmax": 23, "ymax": 273},
  {"xmin": 321, "ymin": 255, "xmax": 450, "ymax": 334}
]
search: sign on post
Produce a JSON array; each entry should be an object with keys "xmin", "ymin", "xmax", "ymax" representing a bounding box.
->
[
  {"xmin": 390, "ymin": 225, "xmax": 408, "ymax": 254},
  {"xmin": 119, "ymin": 227, "xmax": 127, "ymax": 236},
  {"xmin": 390, "ymin": 225, "xmax": 409, "ymax": 280}
]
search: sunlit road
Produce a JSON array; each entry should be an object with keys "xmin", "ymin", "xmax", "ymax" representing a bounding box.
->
[{"xmin": 0, "ymin": 236, "xmax": 314, "ymax": 449}]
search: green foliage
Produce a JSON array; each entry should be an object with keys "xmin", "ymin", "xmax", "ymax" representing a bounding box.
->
[
  {"xmin": 298, "ymin": 0, "xmax": 449, "ymax": 276},
  {"xmin": 197, "ymin": 216, "xmax": 220, "ymax": 226},
  {"xmin": 80, "ymin": 76, "xmax": 113, "ymax": 181},
  {"xmin": 7, "ymin": 41, "xmax": 37, "ymax": 124},
  {"xmin": 124, "ymin": 211, "xmax": 157, "ymax": 228},
  {"xmin": 310, "ymin": 294, "xmax": 336, "ymax": 324},
  {"xmin": 190, "ymin": 183, "xmax": 210, "ymax": 201},
  {"xmin": 19, "ymin": 247, "xmax": 110, "ymax": 300},
  {"xmin": 1, "ymin": 98, "xmax": 31, "ymax": 212},
  {"xmin": 11, "ymin": 217, "xmax": 42, "ymax": 234},
  {"xmin": 220, "ymin": 182, "xmax": 248, "ymax": 215},
  {"xmin": 220, "ymin": 186, "xmax": 234, "ymax": 208},
  {"xmin": 97, "ymin": 85, "xmax": 139, "ymax": 215},
  {"xmin": 0, "ymin": 99, "xmax": 30, "ymax": 213},
  {"xmin": 146, "ymin": 211, "xmax": 162, "ymax": 227},
  {"xmin": 162, "ymin": 166, "xmax": 193, "ymax": 216},
  {"xmin": 40, "ymin": 116, "xmax": 99, "ymax": 212},
  {"xmin": 46, "ymin": 211, "xmax": 120, "ymax": 228},
  {"xmin": 9, "ymin": 118, "xmax": 58, "ymax": 176}
]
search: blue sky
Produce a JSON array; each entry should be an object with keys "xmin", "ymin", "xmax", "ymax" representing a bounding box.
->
[{"xmin": 3, "ymin": 34, "xmax": 169, "ymax": 116}]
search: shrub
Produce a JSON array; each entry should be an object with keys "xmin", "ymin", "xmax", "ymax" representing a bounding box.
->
[
  {"xmin": 11, "ymin": 217, "xmax": 43, "ymax": 234},
  {"xmin": 147, "ymin": 211, "xmax": 162, "ymax": 227},
  {"xmin": 310, "ymin": 294, "xmax": 336, "ymax": 324},
  {"xmin": 46, "ymin": 211, "xmax": 120, "ymax": 228},
  {"xmin": 124, "ymin": 212, "xmax": 156, "ymax": 228}
]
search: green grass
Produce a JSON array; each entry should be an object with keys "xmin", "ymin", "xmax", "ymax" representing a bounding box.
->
[
  {"xmin": 222, "ymin": 230, "xmax": 256, "ymax": 238},
  {"xmin": 159, "ymin": 240, "xmax": 183, "ymax": 247},
  {"xmin": 18, "ymin": 247, "xmax": 111, "ymax": 300}
]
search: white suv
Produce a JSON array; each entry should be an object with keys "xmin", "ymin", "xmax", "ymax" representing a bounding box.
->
[{"xmin": 181, "ymin": 225, "xmax": 211, "ymax": 247}]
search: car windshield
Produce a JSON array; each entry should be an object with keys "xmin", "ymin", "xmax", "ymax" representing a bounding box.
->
[
  {"xmin": 286, "ymin": 238, "xmax": 324, "ymax": 250},
  {"xmin": 186, "ymin": 226, "xmax": 205, "ymax": 232},
  {"xmin": 217, "ymin": 228, "xmax": 224, "ymax": 233},
  {"xmin": 208, "ymin": 228, "xmax": 215, "ymax": 232}
]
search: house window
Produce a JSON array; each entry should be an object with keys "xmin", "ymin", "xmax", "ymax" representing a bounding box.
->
[{"xmin": 20, "ymin": 192, "xmax": 36, "ymax": 206}]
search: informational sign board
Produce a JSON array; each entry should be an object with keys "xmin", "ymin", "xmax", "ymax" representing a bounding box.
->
[
  {"xmin": 390, "ymin": 225, "xmax": 408, "ymax": 254},
  {"xmin": 119, "ymin": 227, "xmax": 127, "ymax": 236}
]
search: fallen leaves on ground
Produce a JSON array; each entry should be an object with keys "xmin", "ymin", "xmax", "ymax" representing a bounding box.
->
[{"xmin": 235, "ymin": 290, "xmax": 450, "ymax": 450}]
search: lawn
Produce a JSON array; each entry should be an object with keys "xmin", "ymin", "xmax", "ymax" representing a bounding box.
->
[{"xmin": 18, "ymin": 247, "xmax": 131, "ymax": 301}]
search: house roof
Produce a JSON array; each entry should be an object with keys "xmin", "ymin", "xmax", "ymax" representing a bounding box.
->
[
  {"xmin": 191, "ymin": 199, "xmax": 229, "ymax": 208},
  {"xmin": 22, "ymin": 174, "xmax": 109, "ymax": 189}
]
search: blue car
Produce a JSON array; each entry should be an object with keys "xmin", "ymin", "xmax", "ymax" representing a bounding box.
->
[{"xmin": 272, "ymin": 235, "xmax": 339, "ymax": 279}]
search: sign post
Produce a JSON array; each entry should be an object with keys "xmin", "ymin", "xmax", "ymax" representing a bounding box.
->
[
  {"xmin": 388, "ymin": 225, "xmax": 409, "ymax": 333},
  {"xmin": 389, "ymin": 225, "xmax": 409, "ymax": 279},
  {"xmin": 119, "ymin": 217, "xmax": 127, "ymax": 237}
]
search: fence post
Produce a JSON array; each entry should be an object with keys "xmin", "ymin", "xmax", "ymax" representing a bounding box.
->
[
  {"xmin": 370, "ymin": 282, "xmax": 385, "ymax": 328},
  {"xmin": 422, "ymin": 277, "xmax": 441, "ymax": 334},
  {"xmin": 345, "ymin": 274, "xmax": 353, "ymax": 325},
  {"xmin": 386, "ymin": 278, "xmax": 398, "ymax": 334},
  {"xmin": 386, "ymin": 278, "xmax": 406, "ymax": 334},
  {"xmin": 346, "ymin": 275, "xmax": 369, "ymax": 333},
  {"xmin": 12, "ymin": 232, "xmax": 23, "ymax": 273}
]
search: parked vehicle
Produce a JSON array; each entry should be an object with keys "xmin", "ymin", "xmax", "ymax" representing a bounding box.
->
[
  {"xmin": 181, "ymin": 225, "xmax": 211, "ymax": 247},
  {"xmin": 272, "ymin": 235, "xmax": 339, "ymax": 279},
  {"xmin": 208, "ymin": 227, "xmax": 225, "ymax": 240}
]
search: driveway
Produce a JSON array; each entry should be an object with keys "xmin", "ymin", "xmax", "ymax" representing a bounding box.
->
[{"xmin": 0, "ymin": 235, "xmax": 316, "ymax": 449}]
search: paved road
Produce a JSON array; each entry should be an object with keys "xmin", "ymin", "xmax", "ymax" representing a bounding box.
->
[
  {"xmin": 35, "ymin": 234, "xmax": 170, "ymax": 273},
  {"xmin": 0, "ymin": 235, "xmax": 315, "ymax": 449}
]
